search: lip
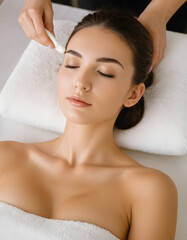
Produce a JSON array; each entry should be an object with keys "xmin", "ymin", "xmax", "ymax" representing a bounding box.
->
[{"xmin": 67, "ymin": 95, "xmax": 92, "ymax": 107}]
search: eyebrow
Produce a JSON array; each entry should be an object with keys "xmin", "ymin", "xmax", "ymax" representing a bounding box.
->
[{"xmin": 64, "ymin": 49, "xmax": 125, "ymax": 70}]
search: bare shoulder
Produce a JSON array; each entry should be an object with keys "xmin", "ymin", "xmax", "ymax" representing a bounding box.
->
[
  {"xmin": 132, "ymin": 166, "xmax": 177, "ymax": 196},
  {"xmin": 0, "ymin": 141, "xmax": 29, "ymax": 176},
  {"xmin": 119, "ymin": 154, "xmax": 177, "ymax": 198},
  {"xmin": 124, "ymin": 164, "xmax": 178, "ymax": 203},
  {"xmin": 123, "ymin": 165, "xmax": 178, "ymax": 240}
]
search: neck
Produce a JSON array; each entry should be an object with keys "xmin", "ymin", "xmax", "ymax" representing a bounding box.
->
[{"xmin": 54, "ymin": 120, "xmax": 119, "ymax": 167}]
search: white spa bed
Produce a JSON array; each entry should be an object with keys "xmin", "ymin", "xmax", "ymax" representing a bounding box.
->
[{"xmin": 0, "ymin": 0, "xmax": 186, "ymax": 239}]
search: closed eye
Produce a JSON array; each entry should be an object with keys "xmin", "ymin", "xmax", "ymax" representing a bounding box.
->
[
  {"xmin": 64, "ymin": 65, "xmax": 114, "ymax": 78},
  {"xmin": 65, "ymin": 65, "xmax": 79, "ymax": 69},
  {"xmin": 97, "ymin": 71, "xmax": 114, "ymax": 78}
]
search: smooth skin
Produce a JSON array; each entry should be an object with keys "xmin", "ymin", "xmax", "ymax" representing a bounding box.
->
[
  {"xmin": 0, "ymin": 26, "xmax": 178, "ymax": 240},
  {"xmin": 18, "ymin": 0, "xmax": 187, "ymax": 68}
]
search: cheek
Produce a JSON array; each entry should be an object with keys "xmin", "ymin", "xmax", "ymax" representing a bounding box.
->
[
  {"xmin": 58, "ymin": 67, "xmax": 71, "ymax": 93},
  {"xmin": 98, "ymin": 78, "xmax": 130, "ymax": 112},
  {"xmin": 57, "ymin": 68, "xmax": 70, "ymax": 108}
]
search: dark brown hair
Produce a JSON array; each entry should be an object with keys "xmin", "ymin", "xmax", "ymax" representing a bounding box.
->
[{"xmin": 65, "ymin": 9, "xmax": 153, "ymax": 129}]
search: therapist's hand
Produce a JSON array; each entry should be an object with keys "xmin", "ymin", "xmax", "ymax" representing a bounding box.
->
[
  {"xmin": 138, "ymin": 9, "xmax": 167, "ymax": 69},
  {"xmin": 18, "ymin": 0, "xmax": 55, "ymax": 48}
]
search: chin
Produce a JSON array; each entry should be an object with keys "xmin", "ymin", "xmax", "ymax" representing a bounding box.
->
[{"xmin": 62, "ymin": 110, "xmax": 94, "ymax": 125}]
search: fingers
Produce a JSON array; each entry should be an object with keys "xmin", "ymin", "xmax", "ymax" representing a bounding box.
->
[
  {"xmin": 18, "ymin": 7, "xmax": 55, "ymax": 48},
  {"xmin": 151, "ymin": 35, "xmax": 161, "ymax": 68},
  {"xmin": 152, "ymin": 33, "xmax": 166, "ymax": 68},
  {"xmin": 18, "ymin": 11, "xmax": 36, "ymax": 40},
  {"xmin": 43, "ymin": 8, "xmax": 55, "ymax": 36},
  {"xmin": 30, "ymin": 8, "xmax": 55, "ymax": 47},
  {"xmin": 138, "ymin": 8, "xmax": 167, "ymax": 69}
]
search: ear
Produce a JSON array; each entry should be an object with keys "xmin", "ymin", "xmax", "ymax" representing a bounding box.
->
[{"xmin": 124, "ymin": 83, "xmax": 145, "ymax": 108}]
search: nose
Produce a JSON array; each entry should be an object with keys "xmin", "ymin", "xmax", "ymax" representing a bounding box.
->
[
  {"xmin": 74, "ymin": 72, "xmax": 92, "ymax": 92},
  {"xmin": 74, "ymin": 82, "xmax": 91, "ymax": 91}
]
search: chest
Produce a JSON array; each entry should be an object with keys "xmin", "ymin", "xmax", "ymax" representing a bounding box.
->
[{"xmin": 0, "ymin": 161, "xmax": 130, "ymax": 240}]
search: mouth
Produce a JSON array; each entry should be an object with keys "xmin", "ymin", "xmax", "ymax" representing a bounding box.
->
[{"xmin": 67, "ymin": 96, "xmax": 92, "ymax": 107}]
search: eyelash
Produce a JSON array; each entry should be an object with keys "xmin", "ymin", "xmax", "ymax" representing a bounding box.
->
[
  {"xmin": 65, "ymin": 65, "xmax": 78, "ymax": 69},
  {"xmin": 64, "ymin": 65, "xmax": 114, "ymax": 78}
]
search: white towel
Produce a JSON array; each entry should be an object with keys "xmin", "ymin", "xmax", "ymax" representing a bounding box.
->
[
  {"xmin": 0, "ymin": 20, "xmax": 187, "ymax": 156},
  {"xmin": 0, "ymin": 201, "xmax": 120, "ymax": 240}
]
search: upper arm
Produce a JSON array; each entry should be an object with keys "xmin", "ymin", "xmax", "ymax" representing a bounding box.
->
[{"xmin": 128, "ymin": 169, "xmax": 178, "ymax": 240}]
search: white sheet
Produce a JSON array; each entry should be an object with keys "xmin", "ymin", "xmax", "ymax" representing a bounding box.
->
[{"xmin": 0, "ymin": 0, "xmax": 186, "ymax": 239}]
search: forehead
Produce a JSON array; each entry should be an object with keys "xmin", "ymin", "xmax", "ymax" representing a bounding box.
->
[{"xmin": 67, "ymin": 26, "xmax": 134, "ymax": 65}]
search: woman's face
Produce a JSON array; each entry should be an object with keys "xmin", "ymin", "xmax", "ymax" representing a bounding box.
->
[{"xmin": 58, "ymin": 26, "xmax": 140, "ymax": 125}]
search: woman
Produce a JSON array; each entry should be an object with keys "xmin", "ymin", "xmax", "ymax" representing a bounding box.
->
[{"xmin": 0, "ymin": 9, "xmax": 178, "ymax": 240}]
